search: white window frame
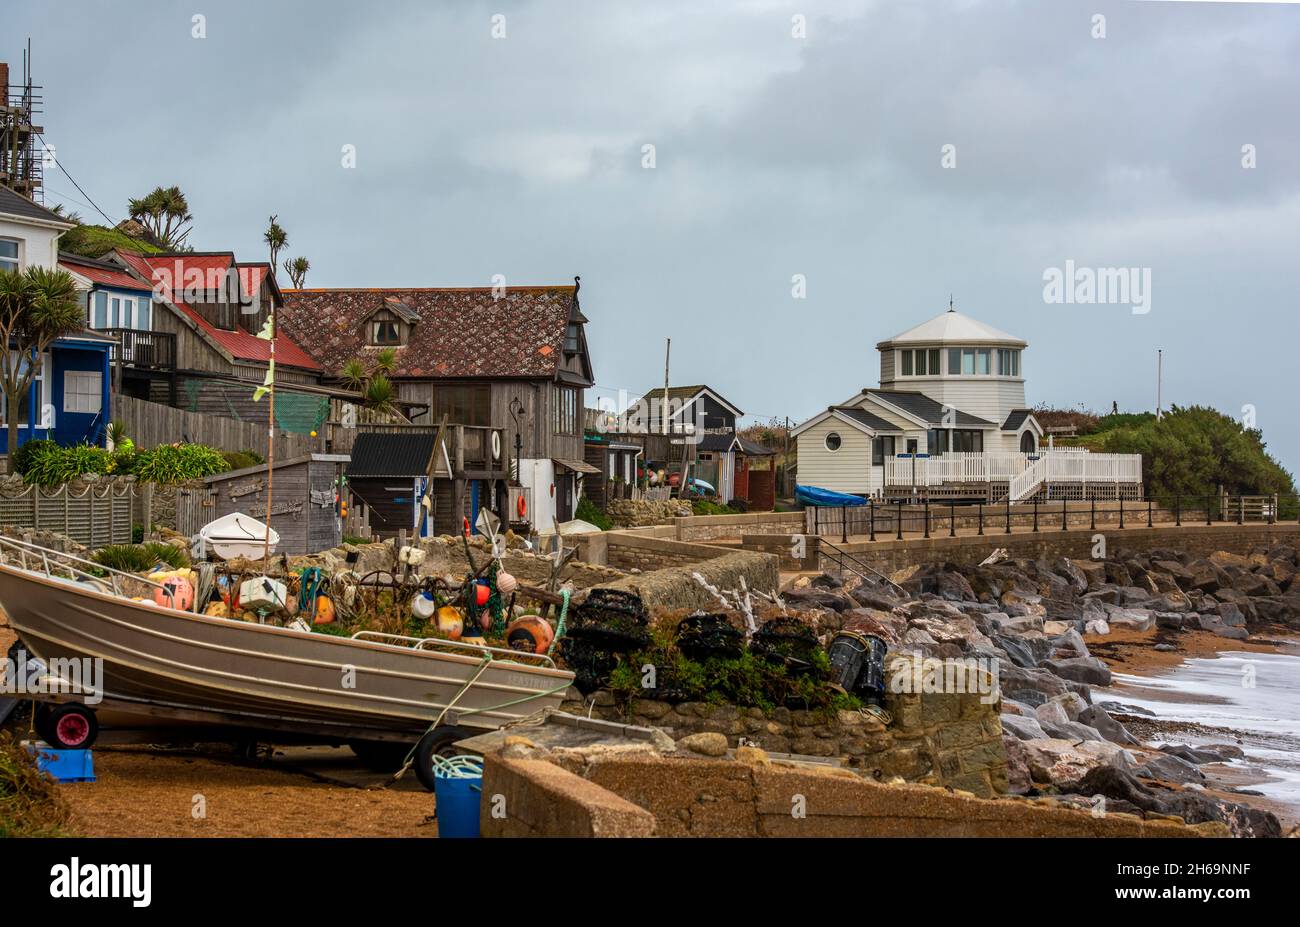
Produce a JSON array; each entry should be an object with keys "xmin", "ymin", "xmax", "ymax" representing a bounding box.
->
[
  {"xmin": 63, "ymin": 370, "xmax": 103, "ymax": 414},
  {"xmin": 0, "ymin": 237, "xmax": 20, "ymax": 274}
]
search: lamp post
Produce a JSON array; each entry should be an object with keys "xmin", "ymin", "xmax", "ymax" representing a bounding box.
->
[{"xmin": 508, "ymin": 397, "xmax": 526, "ymax": 485}]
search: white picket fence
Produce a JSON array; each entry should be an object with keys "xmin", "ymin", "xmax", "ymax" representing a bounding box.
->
[{"xmin": 886, "ymin": 450, "xmax": 1142, "ymax": 497}]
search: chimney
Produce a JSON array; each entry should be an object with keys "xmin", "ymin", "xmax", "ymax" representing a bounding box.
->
[{"xmin": 0, "ymin": 62, "xmax": 8, "ymax": 102}]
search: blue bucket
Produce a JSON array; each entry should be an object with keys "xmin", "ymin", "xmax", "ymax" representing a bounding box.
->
[{"xmin": 433, "ymin": 756, "xmax": 483, "ymax": 838}]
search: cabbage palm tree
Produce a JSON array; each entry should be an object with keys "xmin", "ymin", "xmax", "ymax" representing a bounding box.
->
[
  {"xmin": 283, "ymin": 255, "xmax": 310, "ymax": 289},
  {"xmin": 373, "ymin": 347, "xmax": 398, "ymax": 376},
  {"xmin": 364, "ymin": 374, "xmax": 397, "ymax": 415},
  {"xmin": 264, "ymin": 216, "xmax": 288, "ymax": 271},
  {"xmin": 0, "ymin": 267, "xmax": 85, "ymax": 455},
  {"xmin": 339, "ymin": 357, "xmax": 368, "ymax": 391},
  {"xmin": 128, "ymin": 185, "xmax": 193, "ymax": 249}
]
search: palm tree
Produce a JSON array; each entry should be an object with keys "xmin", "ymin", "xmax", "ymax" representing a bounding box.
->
[
  {"xmin": 373, "ymin": 347, "xmax": 398, "ymax": 377},
  {"xmin": 128, "ymin": 185, "xmax": 193, "ymax": 249},
  {"xmin": 264, "ymin": 216, "xmax": 288, "ymax": 270},
  {"xmin": 363, "ymin": 374, "xmax": 397, "ymax": 415},
  {"xmin": 283, "ymin": 255, "xmax": 310, "ymax": 289},
  {"xmin": 339, "ymin": 357, "xmax": 368, "ymax": 391},
  {"xmin": 0, "ymin": 267, "xmax": 85, "ymax": 455}
]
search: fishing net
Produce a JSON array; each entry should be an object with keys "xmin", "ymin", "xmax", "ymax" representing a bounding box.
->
[
  {"xmin": 675, "ymin": 613, "xmax": 744, "ymax": 662},
  {"xmin": 751, "ymin": 617, "xmax": 820, "ymax": 674},
  {"xmin": 558, "ymin": 588, "xmax": 652, "ymax": 694},
  {"xmin": 178, "ymin": 379, "xmax": 330, "ymax": 436}
]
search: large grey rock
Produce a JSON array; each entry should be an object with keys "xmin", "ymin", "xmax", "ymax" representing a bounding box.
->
[
  {"xmin": 1035, "ymin": 700, "xmax": 1071, "ymax": 727},
  {"xmin": 1077, "ymin": 705, "xmax": 1140, "ymax": 745},
  {"xmin": 1041, "ymin": 719, "xmax": 1108, "ymax": 743},
  {"xmin": 1135, "ymin": 751, "xmax": 1206, "ymax": 785},
  {"xmin": 1042, "ymin": 656, "xmax": 1113, "ymax": 686},
  {"xmin": 1001, "ymin": 713, "xmax": 1048, "ymax": 741}
]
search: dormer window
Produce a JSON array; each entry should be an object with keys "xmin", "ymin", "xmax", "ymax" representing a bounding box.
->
[
  {"xmin": 367, "ymin": 308, "xmax": 406, "ymax": 345},
  {"xmin": 564, "ymin": 321, "xmax": 580, "ymax": 353},
  {"xmin": 372, "ymin": 320, "xmax": 401, "ymax": 344}
]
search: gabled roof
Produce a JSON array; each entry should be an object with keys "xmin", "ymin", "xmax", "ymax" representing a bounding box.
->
[
  {"xmin": 833, "ymin": 406, "xmax": 904, "ymax": 433},
  {"xmin": 0, "ymin": 187, "xmax": 75, "ymax": 228},
  {"xmin": 279, "ymin": 285, "xmax": 585, "ymax": 381},
  {"xmin": 864, "ymin": 390, "xmax": 996, "ymax": 427},
  {"xmin": 59, "ymin": 253, "xmax": 154, "ymax": 292},
  {"xmin": 632, "ymin": 385, "xmax": 744, "ymax": 419},
  {"xmin": 1001, "ymin": 409, "xmax": 1043, "ymax": 435},
  {"xmin": 113, "ymin": 250, "xmax": 320, "ymax": 371},
  {"xmin": 877, "ymin": 308, "xmax": 1025, "ymax": 349},
  {"xmin": 791, "ymin": 405, "xmax": 899, "ymax": 439}
]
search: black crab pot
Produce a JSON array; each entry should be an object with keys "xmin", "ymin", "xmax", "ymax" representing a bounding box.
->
[{"xmin": 827, "ymin": 631, "xmax": 889, "ymax": 705}]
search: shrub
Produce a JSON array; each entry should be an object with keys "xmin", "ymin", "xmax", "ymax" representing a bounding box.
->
[
  {"xmin": 131, "ymin": 444, "xmax": 229, "ymax": 484},
  {"xmin": 92, "ymin": 542, "xmax": 189, "ymax": 573},
  {"xmin": 221, "ymin": 450, "xmax": 264, "ymax": 471},
  {"xmin": 0, "ymin": 732, "xmax": 75, "ymax": 837},
  {"xmin": 10, "ymin": 439, "xmax": 57, "ymax": 476},
  {"xmin": 691, "ymin": 499, "xmax": 738, "ymax": 516},
  {"xmin": 575, "ymin": 496, "xmax": 612, "ymax": 530},
  {"xmin": 21, "ymin": 443, "xmax": 113, "ymax": 486}
]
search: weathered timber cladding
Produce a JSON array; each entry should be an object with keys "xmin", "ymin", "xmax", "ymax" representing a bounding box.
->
[{"xmin": 114, "ymin": 394, "xmax": 316, "ymax": 460}]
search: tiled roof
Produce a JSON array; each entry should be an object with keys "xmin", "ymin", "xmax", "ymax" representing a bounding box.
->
[
  {"xmin": 60, "ymin": 255, "xmax": 153, "ymax": 292},
  {"xmin": 878, "ymin": 308, "xmax": 1025, "ymax": 348},
  {"xmin": 866, "ymin": 390, "xmax": 995, "ymax": 427},
  {"xmin": 115, "ymin": 251, "xmax": 319, "ymax": 371},
  {"xmin": 279, "ymin": 286, "xmax": 580, "ymax": 379}
]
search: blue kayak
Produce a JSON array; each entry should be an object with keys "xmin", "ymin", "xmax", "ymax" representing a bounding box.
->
[{"xmin": 795, "ymin": 484, "xmax": 868, "ymax": 507}]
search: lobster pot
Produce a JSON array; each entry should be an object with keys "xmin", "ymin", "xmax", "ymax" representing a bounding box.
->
[{"xmin": 828, "ymin": 632, "xmax": 888, "ymax": 705}]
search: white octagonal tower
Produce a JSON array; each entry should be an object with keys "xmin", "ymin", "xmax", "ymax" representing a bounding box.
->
[{"xmin": 876, "ymin": 306, "xmax": 1027, "ymax": 432}]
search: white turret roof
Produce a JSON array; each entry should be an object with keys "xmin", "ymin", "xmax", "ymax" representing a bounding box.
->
[{"xmin": 877, "ymin": 309, "xmax": 1026, "ymax": 348}]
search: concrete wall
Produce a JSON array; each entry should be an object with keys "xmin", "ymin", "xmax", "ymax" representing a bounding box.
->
[
  {"xmin": 481, "ymin": 750, "xmax": 1206, "ymax": 838},
  {"xmin": 602, "ymin": 550, "xmax": 780, "ymax": 610}
]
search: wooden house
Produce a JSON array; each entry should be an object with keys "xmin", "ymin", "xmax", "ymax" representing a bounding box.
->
[{"xmin": 280, "ymin": 279, "xmax": 597, "ymax": 531}]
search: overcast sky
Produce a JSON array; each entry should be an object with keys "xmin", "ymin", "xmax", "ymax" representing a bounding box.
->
[{"xmin": 9, "ymin": 0, "xmax": 1299, "ymax": 474}]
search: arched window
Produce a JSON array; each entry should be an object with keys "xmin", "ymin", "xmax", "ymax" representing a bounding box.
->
[{"xmin": 1020, "ymin": 431, "xmax": 1036, "ymax": 453}]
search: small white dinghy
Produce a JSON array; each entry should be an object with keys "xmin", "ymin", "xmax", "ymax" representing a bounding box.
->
[{"xmin": 197, "ymin": 512, "xmax": 280, "ymax": 560}]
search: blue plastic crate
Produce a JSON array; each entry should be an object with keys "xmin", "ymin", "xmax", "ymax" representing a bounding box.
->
[{"xmin": 26, "ymin": 742, "xmax": 96, "ymax": 783}]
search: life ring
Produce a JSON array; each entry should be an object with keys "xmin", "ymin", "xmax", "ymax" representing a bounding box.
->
[
  {"xmin": 491, "ymin": 431, "xmax": 502, "ymax": 460},
  {"xmin": 462, "ymin": 516, "xmax": 470, "ymax": 537},
  {"xmin": 517, "ymin": 494, "xmax": 527, "ymax": 519}
]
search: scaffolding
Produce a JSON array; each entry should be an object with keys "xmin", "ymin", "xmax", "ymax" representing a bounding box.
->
[{"xmin": 1, "ymin": 39, "xmax": 44, "ymax": 201}]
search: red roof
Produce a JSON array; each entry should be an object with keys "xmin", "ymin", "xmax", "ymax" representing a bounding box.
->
[
  {"xmin": 60, "ymin": 256, "xmax": 154, "ymax": 292},
  {"xmin": 115, "ymin": 251, "xmax": 320, "ymax": 371}
]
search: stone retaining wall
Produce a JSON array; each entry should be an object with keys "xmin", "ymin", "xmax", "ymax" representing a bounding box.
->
[
  {"xmin": 600, "ymin": 550, "xmax": 780, "ymax": 610},
  {"xmin": 565, "ymin": 654, "xmax": 1008, "ymax": 798}
]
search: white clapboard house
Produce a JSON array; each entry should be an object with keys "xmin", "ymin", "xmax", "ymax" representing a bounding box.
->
[{"xmin": 793, "ymin": 306, "xmax": 1143, "ymax": 502}]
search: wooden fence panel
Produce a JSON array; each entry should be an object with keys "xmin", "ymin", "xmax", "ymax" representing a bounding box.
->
[
  {"xmin": 0, "ymin": 482, "xmax": 135, "ymax": 546},
  {"xmin": 114, "ymin": 393, "xmax": 316, "ymax": 459}
]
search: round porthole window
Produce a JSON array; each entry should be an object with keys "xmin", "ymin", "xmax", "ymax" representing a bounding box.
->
[{"xmin": 825, "ymin": 432, "xmax": 842, "ymax": 452}]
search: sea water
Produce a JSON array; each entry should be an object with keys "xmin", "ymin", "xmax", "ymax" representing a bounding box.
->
[{"xmin": 1104, "ymin": 650, "xmax": 1300, "ymax": 820}]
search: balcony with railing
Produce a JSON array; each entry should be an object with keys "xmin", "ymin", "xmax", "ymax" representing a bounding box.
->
[
  {"xmin": 885, "ymin": 449, "xmax": 1143, "ymax": 497},
  {"xmin": 104, "ymin": 329, "xmax": 177, "ymax": 370}
]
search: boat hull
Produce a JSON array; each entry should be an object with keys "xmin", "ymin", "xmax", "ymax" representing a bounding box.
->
[
  {"xmin": 795, "ymin": 484, "xmax": 868, "ymax": 507},
  {"xmin": 0, "ymin": 563, "xmax": 573, "ymax": 740}
]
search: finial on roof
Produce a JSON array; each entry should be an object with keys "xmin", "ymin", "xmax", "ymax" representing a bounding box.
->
[
  {"xmin": 574, "ymin": 275, "xmax": 581, "ymax": 293},
  {"xmin": 949, "ymin": 294, "xmax": 954, "ymax": 313}
]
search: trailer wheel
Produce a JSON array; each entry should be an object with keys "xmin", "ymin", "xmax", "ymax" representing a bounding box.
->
[
  {"xmin": 348, "ymin": 740, "xmax": 412, "ymax": 772},
  {"xmin": 412, "ymin": 725, "xmax": 473, "ymax": 792},
  {"xmin": 35, "ymin": 704, "xmax": 99, "ymax": 750}
]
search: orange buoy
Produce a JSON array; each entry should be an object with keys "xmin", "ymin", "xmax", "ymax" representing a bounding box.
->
[
  {"xmin": 313, "ymin": 595, "xmax": 336, "ymax": 625},
  {"xmin": 155, "ymin": 576, "xmax": 194, "ymax": 611},
  {"xmin": 517, "ymin": 494, "xmax": 527, "ymax": 519},
  {"xmin": 435, "ymin": 605, "xmax": 464, "ymax": 641},
  {"xmin": 506, "ymin": 616, "xmax": 554, "ymax": 654}
]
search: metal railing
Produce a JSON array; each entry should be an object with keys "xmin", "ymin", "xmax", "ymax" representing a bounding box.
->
[
  {"xmin": 804, "ymin": 492, "xmax": 1300, "ymax": 541},
  {"xmin": 0, "ymin": 534, "xmax": 177, "ymax": 605},
  {"xmin": 349, "ymin": 629, "xmax": 556, "ymax": 668}
]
